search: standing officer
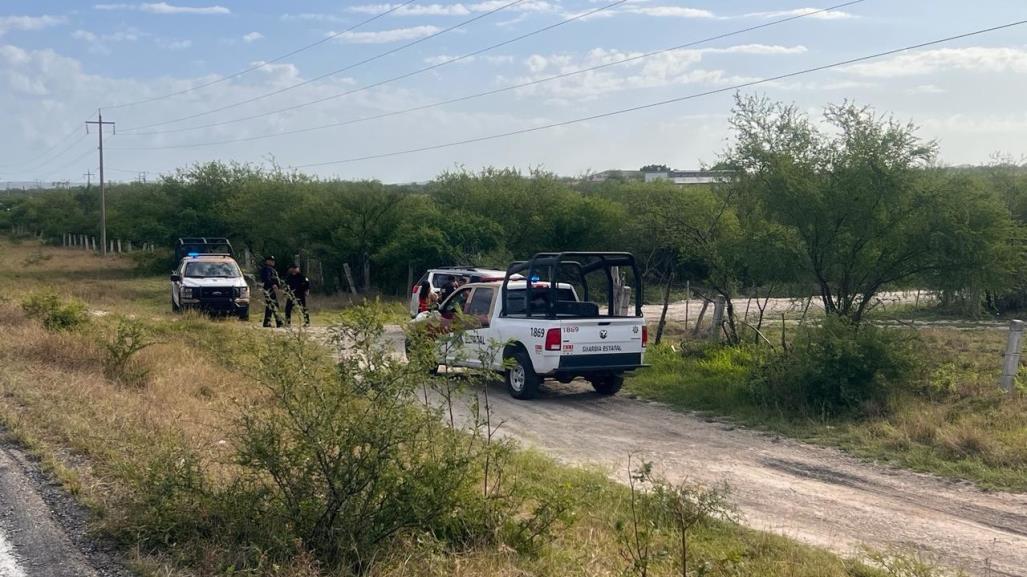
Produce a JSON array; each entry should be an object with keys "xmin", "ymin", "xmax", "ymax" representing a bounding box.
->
[
  {"xmin": 285, "ymin": 264, "xmax": 311, "ymax": 327},
  {"xmin": 260, "ymin": 255, "xmax": 284, "ymax": 328}
]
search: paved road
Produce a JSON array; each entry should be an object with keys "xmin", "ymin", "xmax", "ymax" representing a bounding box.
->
[
  {"xmin": 0, "ymin": 442, "xmax": 126, "ymax": 577},
  {"xmin": 369, "ymin": 329, "xmax": 1027, "ymax": 577}
]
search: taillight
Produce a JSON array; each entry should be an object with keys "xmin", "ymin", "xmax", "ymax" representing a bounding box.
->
[
  {"xmin": 545, "ymin": 328, "xmax": 561, "ymax": 351},
  {"xmin": 412, "ymin": 284, "xmax": 419, "ymax": 294},
  {"xmin": 642, "ymin": 325, "xmax": 648, "ymax": 348}
]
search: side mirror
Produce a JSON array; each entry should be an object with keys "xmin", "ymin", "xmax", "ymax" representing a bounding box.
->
[{"xmin": 170, "ymin": 274, "xmax": 182, "ymax": 282}]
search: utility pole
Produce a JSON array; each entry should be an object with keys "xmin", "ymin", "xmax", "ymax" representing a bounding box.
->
[
  {"xmin": 86, "ymin": 110, "xmax": 115, "ymax": 256},
  {"xmin": 83, "ymin": 171, "xmax": 94, "ymax": 188}
]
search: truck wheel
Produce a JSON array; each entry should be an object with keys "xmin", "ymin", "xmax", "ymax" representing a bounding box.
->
[
  {"xmin": 505, "ymin": 349, "xmax": 540, "ymax": 400},
  {"xmin": 238, "ymin": 307, "xmax": 250, "ymax": 321},
  {"xmin": 590, "ymin": 374, "xmax": 624, "ymax": 396},
  {"xmin": 171, "ymin": 298, "xmax": 180, "ymax": 313}
]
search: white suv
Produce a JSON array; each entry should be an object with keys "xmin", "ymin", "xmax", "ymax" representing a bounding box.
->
[{"xmin": 408, "ymin": 267, "xmax": 516, "ymax": 317}]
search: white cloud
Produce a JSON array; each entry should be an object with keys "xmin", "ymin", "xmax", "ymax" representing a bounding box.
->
[
  {"xmin": 347, "ymin": 1, "xmax": 556, "ymax": 16},
  {"xmin": 94, "ymin": 3, "xmax": 230, "ymax": 15},
  {"xmin": 332, "ymin": 25, "xmax": 441, "ymax": 44},
  {"xmin": 906, "ymin": 84, "xmax": 946, "ymax": 95},
  {"xmin": 71, "ymin": 27, "xmax": 145, "ymax": 54},
  {"xmin": 0, "ymin": 15, "xmax": 66, "ymax": 36},
  {"xmin": 510, "ymin": 44, "xmax": 803, "ymax": 100},
  {"xmin": 744, "ymin": 8, "xmax": 855, "ymax": 20},
  {"xmin": 158, "ymin": 39, "xmax": 192, "ymax": 50},
  {"xmin": 242, "ymin": 31, "xmax": 264, "ymax": 43},
  {"xmin": 423, "ymin": 53, "xmax": 514, "ymax": 66},
  {"xmin": 625, "ymin": 6, "xmax": 716, "ymax": 18},
  {"xmin": 846, "ymin": 47, "xmax": 1027, "ymax": 78},
  {"xmin": 281, "ymin": 13, "xmax": 348, "ymax": 24}
]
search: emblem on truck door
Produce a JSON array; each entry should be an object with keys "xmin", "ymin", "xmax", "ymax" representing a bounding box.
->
[{"xmin": 600, "ymin": 330, "xmax": 608, "ymax": 340}]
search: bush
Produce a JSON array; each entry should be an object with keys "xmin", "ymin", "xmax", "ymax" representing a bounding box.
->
[
  {"xmin": 102, "ymin": 318, "xmax": 158, "ymax": 387},
  {"xmin": 750, "ymin": 317, "xmax": 921, "ymax": 417},
  {"xmin": 128, "ymin": 249, "xmax": 175, "ymax": 275},
  {"xmin": 21, "ymin": 291, "xmax": 89, "ymax": 332}
]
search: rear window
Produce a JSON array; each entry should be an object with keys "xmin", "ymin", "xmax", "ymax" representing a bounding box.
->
[{"xmin": 504, "ymin": 288, "xmax": 578, "ymax": 315}]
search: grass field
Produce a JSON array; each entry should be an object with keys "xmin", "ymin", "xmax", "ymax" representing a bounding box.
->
[
  {"xmin": 0, "ymin": 240, "xmax": 918, "ymax": 577},
  {"xmin": 629, "ymin": 327, "xmax": 1027, "ymax": 492}
]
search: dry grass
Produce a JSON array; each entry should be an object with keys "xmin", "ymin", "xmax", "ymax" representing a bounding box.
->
[
  {"xmin": 0, "ymin": 240, "xmax": 894, "ymax": 577},
  {"xmin": 629, "ymin": 325, "xmax": 1027, "ymax": 491}
]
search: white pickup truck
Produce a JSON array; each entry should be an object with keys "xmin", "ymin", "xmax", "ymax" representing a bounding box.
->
[{"xmin": 410, "ymin": 252, "xmax": 648, "ymax": 399}]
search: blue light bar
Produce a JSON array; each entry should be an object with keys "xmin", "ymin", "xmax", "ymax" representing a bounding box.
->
[{"xmin": 187, "ymin": 252, "xmax": 199, "ymax": 257}]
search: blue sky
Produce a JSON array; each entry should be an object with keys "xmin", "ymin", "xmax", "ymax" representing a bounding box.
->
[{"xmin": 1, "ymin": 0, "xmax": 1026, "ymax": 183}]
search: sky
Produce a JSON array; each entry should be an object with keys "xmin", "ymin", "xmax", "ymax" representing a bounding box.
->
[{"xmin": 1, "ymin": 0, "xmax": 1026, "ymax": 184}]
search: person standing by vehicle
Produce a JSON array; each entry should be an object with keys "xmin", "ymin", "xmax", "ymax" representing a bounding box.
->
[
  {"xmin": 417, "ymin": 280, "xmax": 437, "ymax": 314},
  {"xmin": 260, "ymin": 256, "xmax": 284, "ymax": 328},
  {"xmin": 285, "ymin": 264, "xmax": 311, "ymax": 327},
  {"xmin": 439, "ymin": 275, "xmax": 459, "ymax": 303}
]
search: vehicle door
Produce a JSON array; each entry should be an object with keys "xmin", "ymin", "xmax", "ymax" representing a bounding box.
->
[
  {"xmin": 170, "ymin": 261, "xmax": 185, "ymax": 305},
  {"xmin": 460, "ymin": 286, "xmax": 498, "ymax": 367},
  {"xmin": 437, "ymin": 286, "xmax": 473, "ymax": 365}
]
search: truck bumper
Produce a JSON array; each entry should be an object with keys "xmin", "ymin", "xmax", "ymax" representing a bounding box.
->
[{"xmin": 554, "ymin": 353, "xmax": 645, "ymax": 373}]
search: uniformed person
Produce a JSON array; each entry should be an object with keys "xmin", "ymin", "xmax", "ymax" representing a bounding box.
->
[
  {"xmin": 284, "ymin": 264, "xmax": 311, "ymax": 327},
  {"xmin": 260, "ymin": 256, "xmax": 284, "ymax": 328}
]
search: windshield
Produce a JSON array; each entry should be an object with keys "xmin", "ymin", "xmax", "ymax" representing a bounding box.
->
[{"xmin": 184, "ymin": 261, "xmax": 241, "ymax": 278}]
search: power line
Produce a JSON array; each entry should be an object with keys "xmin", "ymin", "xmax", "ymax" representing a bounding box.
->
[
  {"xmin": 39, "ymin": 146, "xmax": 95, "ymax": 182},
  {"xmin": 23, "ymin": 132, "xmax": 89, "ymax": 174},
  {"xmin": 120, "ymin": 0, "xmax": 529, "ymax": 132},
  {"xmin": 292, "ymin": 19, "xmax": 1027, "ymax": 169},
  {"xmin": 111, "ymin": 0, "xmax": 865, "ymax": 150},
  {"xmin": 0, "ymin": 124, "xmax": 83, "ymax": 170},
  {"xmin": 104, "ymin": 0, "xmax": 419, "ymax": 110}
]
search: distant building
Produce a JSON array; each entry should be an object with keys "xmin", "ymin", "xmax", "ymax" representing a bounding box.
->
[
  {"xmin": 586, "ymin": 168, "xmax": 736, "ymax": 185},
  {"xmin": 588, "ymin": 169, "xmax": 644, "ymax": 182},
  {"xmin": 643, "ymin": 169, "xmax": 735, "ymax": 185}
]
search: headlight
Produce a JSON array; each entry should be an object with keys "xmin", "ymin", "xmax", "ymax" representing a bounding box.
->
[
  {"xmin": 182, "ymin": 287, "xmax": 193, "ymax": 298},
  {"xmin": 236, "ymin": 286, "xmax": 249, "ymax": 299}
]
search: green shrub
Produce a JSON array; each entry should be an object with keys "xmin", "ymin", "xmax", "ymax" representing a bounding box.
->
[
  {"xmin": 21, "ymin": 291, "xmax": 89, "ymax": 332},
  {"xmin": 121, "ymin": 303, "xmax": 568, "ymax": 575},
  {"xmin": 750, "ymin": 317, "xmax": 921, "ymax": 417},
  {"xmin": 102, "ymin": 318, "xmax": 159, "ymax": 387},
  {"xmin": 128, "ymin": 249, "xmax": 175, "ymax": 275}
]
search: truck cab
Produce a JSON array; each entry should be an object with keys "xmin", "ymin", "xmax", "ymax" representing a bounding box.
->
[
  {"xmin": 411, "ymin": 252, "xmax": 647, "ymax": 399},
  {"xmin": 170, "ymin": 253, "xmax": 250, "ymax": 320}
]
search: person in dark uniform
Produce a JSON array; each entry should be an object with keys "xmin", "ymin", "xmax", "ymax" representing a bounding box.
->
[
  {"xmin": 439, "ymin": 275, "xmax": 459, "ymax": 303},
  {"xmin": 284, "ymin": 264, "xmax": 311, "ymax": 327},
  {"xmin": 260, "ymin": 256, "xmax": 284, "ymax": 328}
]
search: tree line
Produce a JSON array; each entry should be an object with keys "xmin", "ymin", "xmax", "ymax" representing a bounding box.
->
[{"xmin": 4, "ymin": 96, "xmax": 1027, "ymax": 334}]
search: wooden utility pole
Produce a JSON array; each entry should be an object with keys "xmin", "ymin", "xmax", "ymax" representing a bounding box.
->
[{"xmin": 86, "ymin": 110, "xmax": 115, "ymax": 256}]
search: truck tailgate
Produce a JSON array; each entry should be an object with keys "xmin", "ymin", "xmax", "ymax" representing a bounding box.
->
[{"xmin": 557, "ymin": 318, "xmax": 645, "ymax": 370}]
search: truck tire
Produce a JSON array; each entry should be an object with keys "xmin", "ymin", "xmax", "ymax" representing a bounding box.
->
[
  {"xmin": 171, "ymin": 297, "xmax": 180, "ymax": 313},
  {"xmin": 238, "ymin": 307, "xmax": 250, "ymax": 321},
  {"xmin": 590, "ymin": 373, "xmax": 624, "ymax": 396},
  {"xmin": 505, "ymin": 349, "xmax": 540, "ymax": 400}
]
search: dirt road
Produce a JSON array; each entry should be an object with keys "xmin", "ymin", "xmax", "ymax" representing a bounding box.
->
[
  {"xmin": 452, "ymin": 379, "xmax": 1027, "ymax": 576},
  {"xmin": 0, "ymin": 441, "xmax": 127, "ymax": 577},
  {"xmin": 357, "ymin": 327, "xmax": 1027, "ymax": 576}
]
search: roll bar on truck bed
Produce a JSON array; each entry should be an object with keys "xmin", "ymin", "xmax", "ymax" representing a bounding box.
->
[{"xmin": 499, "ymin": 252, "xmax": 643, "ymax": 319}]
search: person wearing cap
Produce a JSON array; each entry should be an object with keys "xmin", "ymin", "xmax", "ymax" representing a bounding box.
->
[
  {"xmin": 284, "ymin": 264, "xmax": 311, "ymax": 327},
  {"xmin": 259, "ymin": 255, "xmax": 284, "ymax": 328}
]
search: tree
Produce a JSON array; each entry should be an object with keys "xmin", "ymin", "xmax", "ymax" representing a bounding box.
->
[
  {"xmin": 723, "ymin": 94, "xmax": 1002, "ymax": 323},
  {"xmin": 640, "ymin": 164, "xmax": 670, "ymax": 173}
]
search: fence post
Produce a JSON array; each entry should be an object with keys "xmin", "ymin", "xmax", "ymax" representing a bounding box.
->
[
  {"xmin": 343, "ymin": 263, "xmax": 358, "ymax": 296},
  {"xmin": 1000, "ymin": 319, "xmax": 1024, "ymax": 393},
  {"xmin": 709, "ymin": 295, "xmax": 726, "ymax": 342}
]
